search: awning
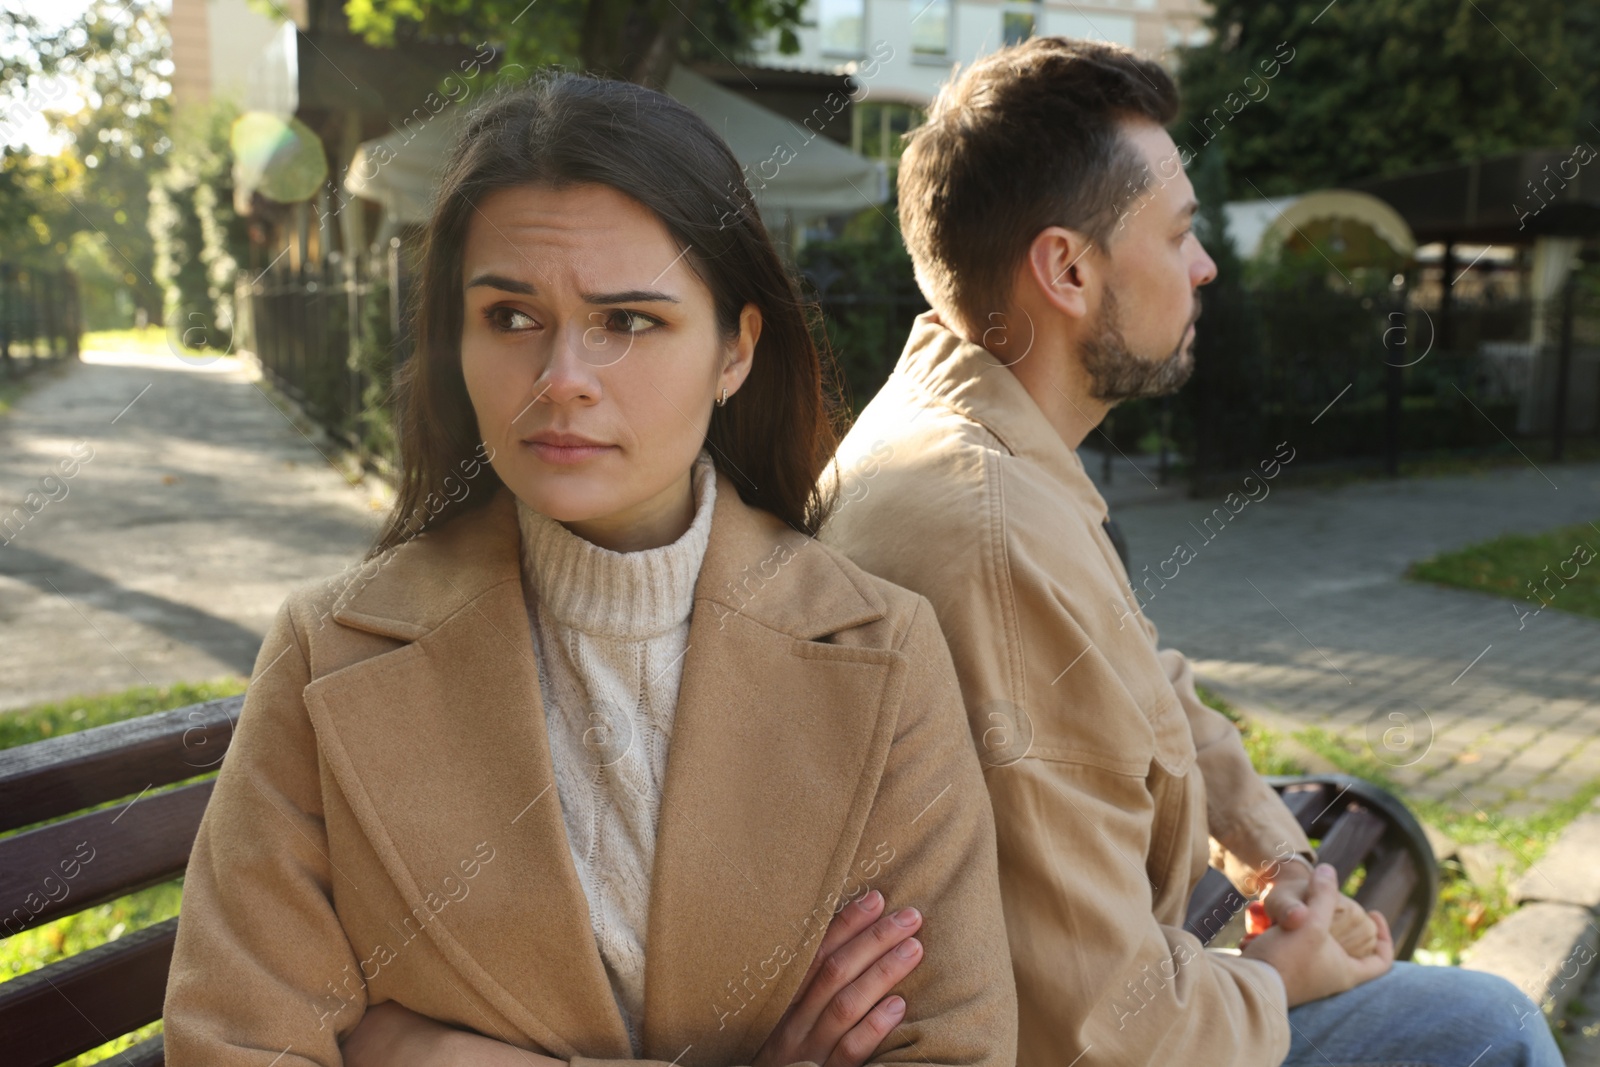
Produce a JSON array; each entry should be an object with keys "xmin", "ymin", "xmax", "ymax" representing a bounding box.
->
[
  {"xmin": 342, "ymin": 64, "xmax": 888, "ymax": 238},
  {"xmin": 1224, "ymin": 189, "xmax": 1417, "ymax": 262}
]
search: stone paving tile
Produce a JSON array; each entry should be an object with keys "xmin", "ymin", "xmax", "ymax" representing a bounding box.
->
[
  {"xmin": 1, "ymin": 347, "xmax": 392, "ymax": 712},
  {"xmin": 1106, "ymin": 459, "xmax": 1600, "ymax": 816}
]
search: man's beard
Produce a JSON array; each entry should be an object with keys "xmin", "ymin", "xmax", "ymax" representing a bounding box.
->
[{"xmin": 1080, "ymin": 286, "xmax": 1199, "ymax": 402}]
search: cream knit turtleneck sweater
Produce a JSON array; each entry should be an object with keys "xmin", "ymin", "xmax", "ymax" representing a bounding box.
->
[{"xmin": 515, "ymin": 448, "xmax": 717, "ymax": 1055}]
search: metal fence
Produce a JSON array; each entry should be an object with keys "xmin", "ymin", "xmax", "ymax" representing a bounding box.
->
[
  {"xmin": 0, "ymin": 266, "xmax": 82, "ymax": 377},
  {"xmin": 243, "ymin": 239, "xmax": 411, "ymax": 468},
  {"xmin": 242, "ymin": 248, "xmax": 1597, "ymax": 492},
  {"xmin": 1170, "ymin": 284, "xmax": 1600, "ymax": 492}
]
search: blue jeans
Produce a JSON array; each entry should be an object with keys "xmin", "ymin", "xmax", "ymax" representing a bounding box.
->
[{"xmin": 1282, "ymin": 962, "xmax": 1563, "ymax": 1067}]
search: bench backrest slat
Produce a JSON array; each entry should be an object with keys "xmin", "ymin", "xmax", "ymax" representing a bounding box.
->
[
  {"xmin": 0, "ymin": 696, "xmax": 240, "ymax": 834},
  {"xmin": 0, "ymin": 917, "xmax": 175, "ymax": 1067},
  {"xmin": 0, "ymin": 782, "xmax": 214, "ymax": 938}
]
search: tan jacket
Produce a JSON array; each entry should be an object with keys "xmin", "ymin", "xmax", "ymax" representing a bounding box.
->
[
  {"xmin": 819, "ymin": 310, "xmax": 1313, "ymax": 1067},
  {"xmin": 163, "ymin": 469, "xmax": 1018, "ymax": 1066}
]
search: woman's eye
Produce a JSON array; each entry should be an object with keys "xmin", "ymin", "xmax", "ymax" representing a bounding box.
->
[
  {"xmin": 485, "ymin": 306, "xmax": 537, "ymax": 332},
  {"xmin": 601, "ymin": 309, "xmax": 661, "ymax": 334}
]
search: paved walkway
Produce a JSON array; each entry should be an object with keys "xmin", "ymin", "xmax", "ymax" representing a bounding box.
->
[
  {"xmin": 1097, "ymin": 454, "xmax": 1600, "ymax": 817},
  {"xmin": 0, "ymin": 344, "xmax": 390, "ymax": 713}
]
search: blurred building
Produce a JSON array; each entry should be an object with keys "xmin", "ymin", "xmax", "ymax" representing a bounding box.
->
[{"xmin": 168, "ymin": 0, "xmax": 290, "ymax": 110}]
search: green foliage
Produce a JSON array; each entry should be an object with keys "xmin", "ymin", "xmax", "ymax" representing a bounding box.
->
[
  {"xmin": 1407, "ymin": 520, "xmax": 1600, "ymax": 621},
  {"xmin": 1, "ymin": 1, "xmax": 174, "ymax": 321},
  {"xmin": 51, "ymin": 0, "xmax": 172, "ymax": 321},
  {"xmin": 340, "ymin": 0, "xmax": 806, "ymax": 84},
  {"xmin": 149, "ymin": 99, "xmax": 249, "ymax": 349},
  {"xmin": 796, "ymin": 206, "xmax": 923, "ymax": 414},
  {"xmin": 0, "ymin": 149, "xmax": 78, "ymax": 267},
  {"xmin": 1175, "ymin": 0, "xmax": 1592, "ymax": 196}
]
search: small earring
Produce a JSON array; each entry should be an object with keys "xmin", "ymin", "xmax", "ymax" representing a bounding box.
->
[{"xmin": 716, "ymin": 387, "xmax": 728, "ymax": 407}]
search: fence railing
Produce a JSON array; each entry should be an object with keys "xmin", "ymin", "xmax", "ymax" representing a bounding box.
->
[
  {"xmin": 1145, "ymin": 286, "xmax": 1600, "ymax": 493},
  {"xmin": 241, "ymin": 239, "xmax": 411, "ymax": 470},
  {"xmin": 0, "ymin": 266, "xmax": 82, "ymax": 377},
  {"xmin": 239, "ymin": 248, "xmax": 1597, "ymax": 494}
]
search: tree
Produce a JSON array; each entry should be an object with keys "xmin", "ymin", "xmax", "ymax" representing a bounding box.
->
[
  {"xmin": 0, "ymin": 1, "xmax": 172, "ymax": 322},
  {"xmin": 341, "ymin": 0, "xmax": 807, "ymax": 87},
  {"xmin": 55, "ymin": 0, "xmax": 172, "ymax": 323},
  {"xmin": 1174, "ymin": 0, "xmax": 1592, "ymax": 196}
]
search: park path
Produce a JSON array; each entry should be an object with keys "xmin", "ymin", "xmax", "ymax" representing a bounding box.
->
[
  {"xmin": 0, "ymin": 342, "xmax": 390, "ymax": 713},
  {"xmin": 1097, "ymin": 454, "xmax": 1600, "ymax": 817}
]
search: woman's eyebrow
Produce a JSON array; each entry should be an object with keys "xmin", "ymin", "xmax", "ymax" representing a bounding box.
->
[
  {"xmin": 585, "ymin": 288, "xmax": 680, "ymax": 305},
  {"xmin": 465, "ymin": 272, "xmax": 535, "ymax": 294},
  {"xmin": 464, "ymin": 273, "xmax": 679, "ymax": 305}
]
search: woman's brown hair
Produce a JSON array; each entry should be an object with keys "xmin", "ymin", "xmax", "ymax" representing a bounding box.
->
[{"xmin": 365, "ymin": 69, "xmax": 842, "ymax": 560}]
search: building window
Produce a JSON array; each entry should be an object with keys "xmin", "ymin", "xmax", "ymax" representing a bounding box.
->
[
  {"xmin": 852, "ymin": 101, "xmax": 926, "ymax": 182},
  {"xmin": 819, "ymin": 0, "xmax": 866, "ymax": 56},
  {"xmin": 911, "ymin": 0, "xmax": 951, "ymax": 57},
  {"xmin": 1002, "ymin": 3, "xmax": 1037, "ymax": 46}
]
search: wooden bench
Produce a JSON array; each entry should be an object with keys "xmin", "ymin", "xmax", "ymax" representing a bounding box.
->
[
  {"xmin": 0, "ymin": 695, "xmax": 242, "ymax": 1067},
  {"xmin": 1184, "ymin": 774, "xmax": 1440, "ymax": 960},
  {"xmin": 1, "ymin": 700, "xmax": 1439, "ymax": 1064}
]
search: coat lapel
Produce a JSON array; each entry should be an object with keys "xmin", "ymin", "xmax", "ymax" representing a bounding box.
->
[
  {"xmin": 640, "ymin": 471, "xmax": 906, "ymax": 1062},
  {"xmin": 303, "ymin": 472, "xmax": 908, "ymax": 1062},
  {"xmin": 303, "ymin": 485, "xmax": 627, "ymax": 1055}
]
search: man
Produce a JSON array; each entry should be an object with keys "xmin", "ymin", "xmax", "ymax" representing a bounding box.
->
[{"xmin": 819, "ymin": 36, "xmax": 1560, "ymax": 1067}]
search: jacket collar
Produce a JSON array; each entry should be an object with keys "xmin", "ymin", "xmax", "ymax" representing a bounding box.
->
[
  {"xmin": 894, "ymin": 308, "xmax": 1108, "ymax": 521},
  {"xmin": 302, "ymin": 467, "xmax": 901, "ymax": 1058}
]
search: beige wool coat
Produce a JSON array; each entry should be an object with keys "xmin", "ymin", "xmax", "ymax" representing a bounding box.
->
[
  {"xmin": 819, "ymin": 310, "xmax": 1315, "ymax": 1067},
  {"xmin": 162, "ymin": 467, "xmax": 1018, "ymax": 1066}
]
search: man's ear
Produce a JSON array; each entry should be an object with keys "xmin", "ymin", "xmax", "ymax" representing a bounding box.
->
[{"xmin": 1025, "ymin": 225, "xmax": 1097, "ymax": 321}]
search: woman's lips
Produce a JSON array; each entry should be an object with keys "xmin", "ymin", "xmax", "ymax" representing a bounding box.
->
[{"xmin": 522, "ymin": 440, "xmax": 616, "ymax": 465}]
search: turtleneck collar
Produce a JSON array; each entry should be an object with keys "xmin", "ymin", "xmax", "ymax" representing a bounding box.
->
[{"xmin": 515, "ymin": 448, "xmax": 717, "ymax": 640}]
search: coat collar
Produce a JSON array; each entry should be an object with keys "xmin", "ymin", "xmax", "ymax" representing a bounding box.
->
[
  {"xmin": 301, "ymin": 469, "xmax": 904, "ymax": 1060},
  {"xmin": 333, "ymin": 470, "xmax": 887, "ymax": 643},
  {"xmin": 894, "ymin": 308, "xmax": 1108, "ymax": 522}
]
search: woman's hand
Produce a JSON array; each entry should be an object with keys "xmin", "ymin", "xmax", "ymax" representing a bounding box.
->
[
  {"xmin": 342, "ymin": 1000, "xmax": 564, "ymax": 1067},
  {"xmin": 753, "ymin": 889, "xmax": 924, "ymax": 1067}
]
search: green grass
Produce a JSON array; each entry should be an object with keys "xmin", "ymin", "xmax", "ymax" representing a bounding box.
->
[
  {"xmin": 1407, "ymin": 520, "xmax": 1600, "ymax": 621},
  {"xmin": 1196, "ymin": 683, "xmax": 1309, "ymax": 777},
  {"xmin": 1, "ymin": 679, "xmax": 247, "ymax": 1063},
  {"xmin": 1294, "ymin": 726, "xmax": 1600, "ymax": 964},
  {"xmin": 0, "ymin": 678, "xmax": 249, "ymax": 751},
  {"xmin": 79, "ymin": 325, "xmax": 177, "ymax": 356}
]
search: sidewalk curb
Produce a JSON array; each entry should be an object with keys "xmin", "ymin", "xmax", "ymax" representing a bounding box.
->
[{"xmin": 1465, "ymin": 812, "xmax": 1600, "ymax": 1022}]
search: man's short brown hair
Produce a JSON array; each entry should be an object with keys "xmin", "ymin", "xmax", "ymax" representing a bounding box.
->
[{"xmin": 898, "ymin": 37, "xmax": 1179, "ymax": 333}]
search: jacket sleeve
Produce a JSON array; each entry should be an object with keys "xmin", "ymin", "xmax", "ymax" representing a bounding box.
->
[
  {"xmin": 1150, "ymin": 639, "xmax": 1313, "ymax": 893},
  {"xmin": 572, "ymin": 595, "xmax": 1018, "ymax": 1067},
  {"xmin": 163, "ymin": 590, "xmax": 365, "ymax": 1066}
]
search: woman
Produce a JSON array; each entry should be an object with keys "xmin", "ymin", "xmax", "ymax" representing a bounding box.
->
[{"xmin": 162, "ymin": 71, "xmax": 1017, "ymax": 1066}]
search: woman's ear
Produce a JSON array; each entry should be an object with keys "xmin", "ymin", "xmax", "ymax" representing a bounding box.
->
[{"xmin": 720, "ymin": 302, "xmax": 761, "ymax": 399}]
